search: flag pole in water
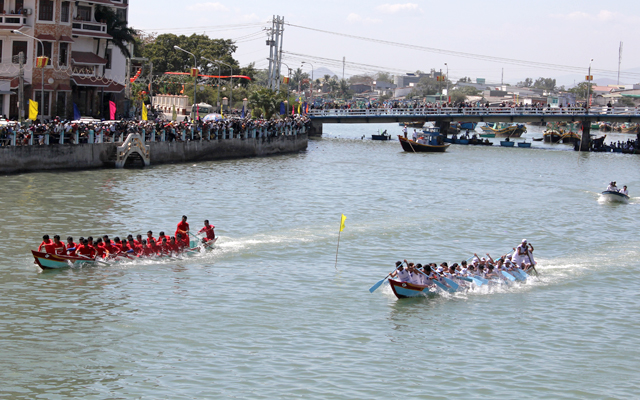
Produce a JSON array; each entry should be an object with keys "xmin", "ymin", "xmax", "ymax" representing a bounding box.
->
[{"xmin": 335, "ymin": 214, "xmax": 346, "ymax": 271}]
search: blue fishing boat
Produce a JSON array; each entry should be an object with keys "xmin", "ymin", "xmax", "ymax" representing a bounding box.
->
[
  {"xmin": 517, "ymin": 141, "xmax": 531, "ymax": 148},
  {"xmin": 500, "ymin": 141, "xmax": 515, "ymax": 147},
  {"xmin": 459, "ymin": 122, "xmax": 477, "ymax": 130}
]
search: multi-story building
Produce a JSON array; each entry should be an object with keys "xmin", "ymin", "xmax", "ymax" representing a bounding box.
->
[{"xmin": 0, "ymin": 0, "xmax": 129, "ymax": 120}]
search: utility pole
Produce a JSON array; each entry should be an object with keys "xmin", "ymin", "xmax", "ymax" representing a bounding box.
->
[
  {"xmin": 501, "ymin": 68, "xmax": 504, "ymax": 86},
  {"xmin": 266, "ymin": 16, "xmax": 275, "ymax": 90},
  {"xmin": 18, "ymin": 52, "xmax": 24, "ymax": 122},
  {"xmin": 342, "ymin": 57, "xmax": 345, "ymax": 81},
  {"xmin": 275, "ymin": 16, "xmax": 284, "ymax": 92},
  {"xmin": 148, "ymin": 61, "xmax": 153, "ymax": 107}
]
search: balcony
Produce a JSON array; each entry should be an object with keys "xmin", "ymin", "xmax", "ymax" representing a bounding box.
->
[
  {"xmin": 0, "ymin": 14, "xmax": 28, "ymax": 29},
  {"xmin": 72, "ymin": 20, "xmax": 111, "ymax": 39}
]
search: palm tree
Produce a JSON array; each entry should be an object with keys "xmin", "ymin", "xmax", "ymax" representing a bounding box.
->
[{"xmin": 95, "ymin": 6, "xmax": 137, "ymax": 59}]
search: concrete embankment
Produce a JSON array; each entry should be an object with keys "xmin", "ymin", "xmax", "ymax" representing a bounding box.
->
[{"xmin": 0, "ymin": 134, "xmax": 308, "ymax": 174}]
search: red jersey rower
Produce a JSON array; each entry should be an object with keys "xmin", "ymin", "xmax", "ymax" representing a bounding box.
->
[
  {"xmin": 38, "ymin": 235, "xmax": 56, "ymax": 254},
  {"xmin": 198, "ymin": 220, "xmax": 216, "ymax": 242},
  {"xmin": 76, "ymin": 239, "xmax": 97, "ymax": 258},
  {"xmin": 66, "ymin": 236, "xmax": 78, "ymax": 256},
  {"xmin": 175, "ymin": 215, "xmax": 190, "ymax": 247},
  {"xmin": 52, "ymin": 235, "xmax": 67, "ymax": 255}
]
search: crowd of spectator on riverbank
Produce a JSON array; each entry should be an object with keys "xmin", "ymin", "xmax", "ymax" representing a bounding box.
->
[{"xmin": 0, "ymin": 114, "xmax": 312, "ymax": 147}]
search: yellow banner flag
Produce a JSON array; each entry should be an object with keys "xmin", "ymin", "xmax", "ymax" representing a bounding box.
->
[
  {"xmin": 28, "ymin": 99, "xmax": 38, "ymax": 120},
  {"xmin": 339, "ymin": 214, "xmax": 346, "ymax": 232},
  {"xmin": 141, "ymin": 103, "xmax": 147, "ymax": 120}
]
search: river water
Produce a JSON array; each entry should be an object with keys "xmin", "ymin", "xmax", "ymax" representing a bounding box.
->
[{"xmin": 1, "ymin": 123, "xmax": 639, "ymax": 399}]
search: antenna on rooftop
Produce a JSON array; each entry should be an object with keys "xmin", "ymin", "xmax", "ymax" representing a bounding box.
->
[{"xmin": 617, "ymin": 41, "xmax": 623, "ymax": 85}]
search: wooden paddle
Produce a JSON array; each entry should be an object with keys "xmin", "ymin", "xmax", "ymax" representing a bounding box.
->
[{"xmin": 77, "ymin": 254, "xmax": 110, "ymax": 267}]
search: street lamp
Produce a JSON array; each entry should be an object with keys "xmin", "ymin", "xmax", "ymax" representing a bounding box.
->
[
  {"xmin": 444, "ymin": 63, "xmax": 449, "ymax": 104},
  {"xmin": 302, "ymin": 61, "xmax": 314, "ymax": 104},
  {"xmin": 13, "ymin": 30, "xmax": 44, "ymax": 121},
  {"xmin": 214, "ymin": 59, "xmax": 233, "ymax": 112},
  {"xmin": 586, "ymin": 58, "xmax": 594, "ymax": 113},
  {"xmin": 174, "ymin": 45, "xmax": 197, "ymax": 119},
  {"xmin": 202, "ymin": 56, "xmax": 221, "ymax": 112}
]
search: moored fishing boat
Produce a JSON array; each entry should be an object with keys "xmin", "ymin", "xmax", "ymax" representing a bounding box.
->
[
  {"xmin": 561, "ymin": 131, "xmax": 581, "ymax": 144},
  {"xmin": 480, "ymin": 123, "xmax": 526, "ymax": 137},
  {"xmin": 399, "ymin": 127, "xmax": 449, "ymax": 153},
  {"xmin": 500, "ymin": 140, "xmax": 515, "ymax": 147},
  {"xmin": 543, "ymin": 129, "xmax": 562, "ymax": 143},
  {"xmin": 517, "ymin": 141, "xmax": 532, "ymax": 148},
  {"xmin": 600, "ymin": 191, "xmax": 630, "ymax": 204}
]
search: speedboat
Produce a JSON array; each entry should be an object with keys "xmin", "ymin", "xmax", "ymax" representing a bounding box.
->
[{"xmin": 600, "ymin": 191, "xmax": 630, "ymax": 204}]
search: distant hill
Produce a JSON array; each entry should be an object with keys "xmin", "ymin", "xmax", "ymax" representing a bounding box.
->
[{"xmin": 309, "ymin": 67, "xmax": 339, "ymax": 80}]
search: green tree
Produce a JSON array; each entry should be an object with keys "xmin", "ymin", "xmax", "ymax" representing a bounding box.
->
[
  {"xmin": 568, "ymin": 82, "xmax": 593, "ymax": 100},
  {"xmin": 95, "ymin": 6, "xmax": 137, "ymax": 59},
  {"xmin": 248, "ymin": 87, "xmax": 284, "ymax": 119},
  {"xmin": 533, "ymin": 77, "xmax": 556, "ymax": 91},
  {"xmin": 140, "ymin": 33, "xmax": 238, "ymax": 76},
  {"xmin": 337, "ymin": 79, "xmax": 352, "ymax": 99},
  {"xmin": 449, "ymin": 86, "xmax": 480, "ymax": 103},
  {"xmin": 408, "ymin": 75, "xmax": 439, "ymax": 98},
  {"xmin": 517, "ymin": 78, "xmax": 533, "ymax": 87}
]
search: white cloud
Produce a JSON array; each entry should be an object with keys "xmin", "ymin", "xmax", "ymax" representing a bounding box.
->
[
  {"xmin": 346, "ymin": 13, "xmax": 381, "ymax": 24},
  {"xmin": 186, "ymin": 2, "xmax": 229, "ymax": 12},
  {"xmin": 551, "ymin": 10, "xmax": 638, "ymax": 23},
  {"xmin": 375, "ymin": 3, "xmax": 420, "ymax": 13}
]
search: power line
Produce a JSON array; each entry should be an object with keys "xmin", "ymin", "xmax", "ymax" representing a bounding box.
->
[{"xmin": 285, "ymin": 22, "xmax": 640, "ymax": 80}]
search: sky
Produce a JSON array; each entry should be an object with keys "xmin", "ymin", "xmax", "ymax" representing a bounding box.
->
[{"xmin": 130, "ymin": 1, "xmax": 640, "ymax": 87}]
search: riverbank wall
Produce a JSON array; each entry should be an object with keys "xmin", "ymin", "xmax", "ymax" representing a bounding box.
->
[{"xmin": 0, "ymin": 134, "xmax": 308, "ymax": 174}]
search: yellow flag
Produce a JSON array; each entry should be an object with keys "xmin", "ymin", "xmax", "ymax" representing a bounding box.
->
[
  {"xmin": 339, "ymin": 214, "xmax": 346, "ymax": 232},
  {"xmin": 297, "ymin": 103, "xmax": 301, "ymax": 115},
  {"xmin": 141, "ymin": 103, "xmax": 148, "ymax": 120},
  {"xmin": 28, "ymin": 99, "xmax": 38, "ymax": 120}
]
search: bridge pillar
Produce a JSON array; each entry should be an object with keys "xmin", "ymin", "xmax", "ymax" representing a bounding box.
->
[
  {"xmin": 309, "ymin": 121, "xmax": 323, "ymax": 137},
  {"xmin": 579, "ymin": 123, "xmax": 591, "ymax": 151}
]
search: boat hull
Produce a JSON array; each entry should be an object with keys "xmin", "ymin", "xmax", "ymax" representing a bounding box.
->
[
  {"xmin": 398, "ymin": 136, "xmax": 449, "ymax": 153},
  {"xmin": 372, "ymin": 134, "xmax": 391, "ymax": 141},
  {"xmin": 389, "ymin": 279, "xmax": 432, "ymax": 298},
  {"xmin": 517, "ymin": 142, "xmax": 531, "ymax": 148},
  {"xmin": 601, "ymin": 191, "xmax": 630, "ymax": 203},
  {"xmin": 31, "ymin": 250, "xmax": 95, "ymax": 269},
  {"xmin": 500, "ymin": 141, "xmax": 515, "ymax": 147}
]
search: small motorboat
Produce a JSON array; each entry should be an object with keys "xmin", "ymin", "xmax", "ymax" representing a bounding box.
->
[
  {"xmin": 517, "ymin": 141, "xmax": 532, "ymax": 148},
  {"xmin": 600, "ymin": 191, "xmax": 630, "ymax": 204},
  {"xmin": 372, "ymin": 130, "xmax": 392, "ymax": 141},
  {"xmin": 532, "ymin": 137, "xmax": 544, "ymax": 141}
]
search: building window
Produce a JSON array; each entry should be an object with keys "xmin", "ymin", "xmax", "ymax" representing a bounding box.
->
[
  {"xmin": 36, "ymin": 41, "xmax": 53, "ymax": 65},
  {"xmin": 12, "ymin": 41, "xmax": 27, "ymax": 64},
  {"xmin": 0, "ymin": 1, "xmax": 4, "ymax": 14},
  {"xmin": 105, "ymin": 48, "xmax": 112, "ymax": 70},
  {"xmin": 116, "ymin": 8, "xmax": 127, "ymax": 23},
  {"xmin": 35, "ymin": 91, "xmax": 50, "ymax": 116},
  {"xmin": 15, "ymin": 0, "xmax": 24, "ymax": 13},
  {"xmin": 0, "ymin": 41, "xmax": 3, "ymax": 63},
  {"xmin": 60, "ymin": 1, "xmax": 70, "ymax": 22},
  {"xmin": 59, "ymin": 42, "xmax": 69, "ymax": 66},
  {"xmin": 76, "ymin": 5, "xmax": 91, "ymax": 21},
  {"xmin": 38, "ymin": 0, "xmax": 54, "ymax": 21}
]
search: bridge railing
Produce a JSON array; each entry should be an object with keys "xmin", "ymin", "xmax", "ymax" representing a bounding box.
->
[{"xmin": 307, "ymin": 106, "xmax": 640, "ymax": 117}]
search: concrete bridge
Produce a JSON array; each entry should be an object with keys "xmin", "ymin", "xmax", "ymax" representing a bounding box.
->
[{"xmin": 307, "ymin": 106, "xmax": 640, "ymax": 150}]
